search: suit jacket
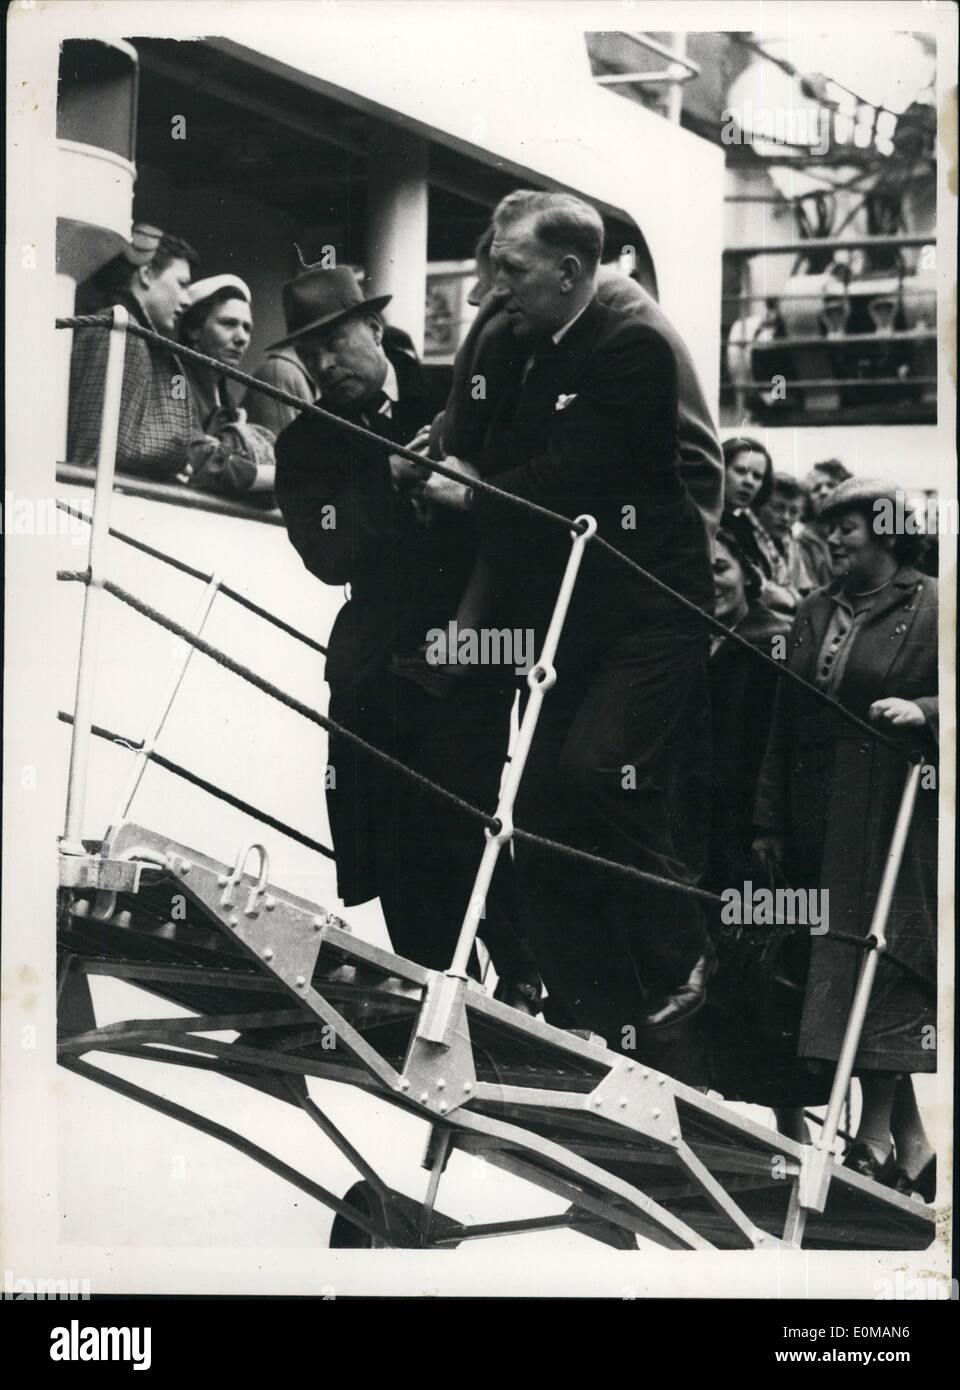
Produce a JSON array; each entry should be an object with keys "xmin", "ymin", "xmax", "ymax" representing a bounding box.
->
[
  {"xmin": 593, "ymin": 268, "xmax": 723, "ymax": 539},
  {"xmin": 275, "ymin": 348, "xmax": 474, "ymax": 692},
  {"xmin": 436, "ymin": 272, "xmax": 723, "ymax": 540},
  {"xmin": 473, "ymin": 296, "xmax": 714, "ymax": 669}
]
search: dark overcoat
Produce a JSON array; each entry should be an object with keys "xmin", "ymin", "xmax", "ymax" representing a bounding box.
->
[
  {"xmin": 754, "ymin": 568, "xmax": 938, "ymax": 1072},
  {"xmin": 706, "ymin": 600, "xmax": 792, "ymax": 890},
  {"xmin": 274, "ymin": 348, "xmax": 476, "ymax": 907}
]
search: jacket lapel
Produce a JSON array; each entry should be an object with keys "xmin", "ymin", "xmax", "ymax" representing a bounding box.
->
[
  {"xmin": 860, "ymin": 567, "xmax": 927, "ymax": 687},
  {"xmin": 513, "ymin": 297, "xmax": 604, "ymax": 432}
]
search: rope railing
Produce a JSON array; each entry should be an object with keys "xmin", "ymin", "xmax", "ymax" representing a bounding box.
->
[
  {"xmin": 57, "ymin": 710, "xmax": 336, "ymax": 862},
  {"xmin": 55, "ymin": 566, "xmax": 934, "ymax": 991},
  {"xmin": 55, "ymin": 499, "xmax": 326, "ymax": 656},
  {"xmin": 56, "ymin": 311, "xmax": 912, "ymax": 761}
]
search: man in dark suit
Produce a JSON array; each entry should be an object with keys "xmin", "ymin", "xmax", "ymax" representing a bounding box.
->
[
  {"xmin": 423, "ymin": 191, "xmax": 716, "ymax": 1048},
  {"xmin": 274, "ymin": 266, "xmax": 534, "ymax": 989}
]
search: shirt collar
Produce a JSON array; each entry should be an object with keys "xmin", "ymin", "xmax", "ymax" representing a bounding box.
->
[
  {"xmin": 380, "ymin": 357, "xmax": 399, "ymax": 407},
  {"xmin": 552, "ymin": 299, "xmax": 591, "ymax": 346}
]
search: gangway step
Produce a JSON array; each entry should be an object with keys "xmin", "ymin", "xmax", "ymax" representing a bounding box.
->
[{"xmin": 57, "ymin": 823, "xmax": 936, "ymax": 1252}]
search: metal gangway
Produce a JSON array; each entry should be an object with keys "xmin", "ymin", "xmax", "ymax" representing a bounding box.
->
[{"xmin": 54, "ymin": 306, "xmax": 937, "ymax": 1251}]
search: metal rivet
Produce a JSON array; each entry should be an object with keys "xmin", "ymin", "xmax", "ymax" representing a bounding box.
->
[
  {"xmin": 295, "ymin": 974, "xmax": 306, "ymax": 988},
  {"xmin": 179, "ymin": 861, "xmax": 191, "ymax": 875},
  {"xmin": 756, "ymin": 1233, "xmax": 765, "ymax": 1243},
  {"xmin": 619, "ymin": 1098, "xmax": 627, "ymax": 1109},
  {"xmin": 438, "ymin": 1102, "xmax": 449, "ymax": 1115},
  {"xmin": 244, "ymin": 907, "xmax": 259, "ymax": 918},
  {"xmin": 642, "ymin": 1070, "xmax": 650, "ymax": 1079},
  {"xmin": 658, "ymin": 1077, "xmax": 665, "ymax": 1087},
  {"xmin": 399, "ymin": 1078, "xmax": 410, "ymax": 1091},
  {"xmin": 594, "ymin": 1098, "xmax": 603, "ymax": 1107},
  {"xmin": 265, "ymin": 896, "xmax": 276, "ymax": 911},
  {"xmin": 436, "ymin": 1079, "xmax": 446, "ymax": 1090},
  {"xmin": 312, "ymin": 916, "xmax": 325, "ymax": 931},
  {"xmin": 652, "ymin": 1108, "xmax": 661, "ymax": 1119},
  {"xmin": 228, "ymin": 915, "xmax": 239, "ymax": 928},
  {"xmin": 670, "ymin": 1129, "xmax": 679, "ymax": 1140},
  {"xmin": 419, "ymin": 1092, "xmax": 429, "ymax": 1104},
  {"xmin": 262, "ymin": 947, "xmax": 274, "ymax": 961},
  {"xmin": 463, "ymin": 1082, "xmax": 472, "ymax": 1093},
  {"xmin": 625, "ymin": 1063, "xmax": 635, "ymax": 1072},
  {"xmin": 217, "ymin": 874, "xmax": 228, "ymax": 887}
]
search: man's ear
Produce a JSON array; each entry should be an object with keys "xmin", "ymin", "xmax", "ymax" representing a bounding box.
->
[{"xmin": 558, "ymin": 254, "xmax": 582, "ymax": 292}]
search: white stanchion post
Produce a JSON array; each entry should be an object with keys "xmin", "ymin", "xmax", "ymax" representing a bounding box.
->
[
  {"xmin": 110, "ymin": 573, "xmax": 223, "ymax": 825},
  {"xmin": 790, "ymin": 758, "xmax": 924, "ymax": 1238},
  {"xmin": 446, "ymin": 515, "xmax": 598, "ymax": 982},
  {"xmin": 61, "ymin": 306, "xmax": 128, "ymax": 855},
  {"xmin": 414, "ymin": 514, "xmax": 597, "ymax": 1047}
]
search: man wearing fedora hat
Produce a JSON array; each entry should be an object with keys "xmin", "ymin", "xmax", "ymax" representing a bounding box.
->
[{"xmin": 273, "ymin": 265, "xmax": 534, "ymax": 989}]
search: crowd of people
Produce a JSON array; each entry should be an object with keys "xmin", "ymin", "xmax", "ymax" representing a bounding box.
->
[{"xmin": 66, "ymin": 191, "xmax": 939, "ymax": 1202}]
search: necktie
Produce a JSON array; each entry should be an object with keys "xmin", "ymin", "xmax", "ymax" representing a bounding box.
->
[{"xmin": 361, "ymin": 389, "xmax": 389, "ymax": 429}]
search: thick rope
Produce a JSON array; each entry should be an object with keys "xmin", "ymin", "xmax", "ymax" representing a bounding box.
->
[
  {"xmin": 58, "ymin": 313, "xmax": 575, "ymax": 536},
  {"xmin": 55, "ymin": 568, "xmax": 934, "ymax": 988},
  {"xmin": 60, "ymin": 569, "xmax": 499, "ymax": 831},
  {"xmin": 55, "ymin": 499, "xmax": 326, "ymax": 655},
  {"xmin": 56, "ymin": 312, "xmax": 910, "ymax": 760},
  {"xmin": 56, "ymin": 568, "xmax": 728, "ymax": 898},
  {"xmin": 57, "ymin": 710, "xmax": 336, "ymax": 861}
]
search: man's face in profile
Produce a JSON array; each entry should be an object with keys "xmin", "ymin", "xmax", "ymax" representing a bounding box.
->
[
  {"xmin": 297, "ymin": 314, "xmax": 387, "ymax": 411},
  {"xmin": 490, "ymin": 215, "xmax": 570, "ymax": 341}
]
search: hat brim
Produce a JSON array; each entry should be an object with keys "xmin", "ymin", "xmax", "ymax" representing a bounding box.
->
[
  {"xmin": 820, "ymin": 487, "xmax": 900, "ymax": 522},
  {"xmin": 266, "ymin": 294, "xmax": 392, "ymax": 351}
]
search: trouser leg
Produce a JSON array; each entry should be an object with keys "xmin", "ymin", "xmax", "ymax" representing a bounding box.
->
[
  {"xmin": 513, "ymin": 627, "xmax": 711, "ymax": 1041},
  {"xmin": 399, "ymin": 678, "xmax": 538, "ymax": 982}
]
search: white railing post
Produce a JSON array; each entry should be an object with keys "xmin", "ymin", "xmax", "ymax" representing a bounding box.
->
[
  {"xmin": 447, "ymin": 515, "xmax": 598, "ymax": 982},
  {"xmin": 110, "ymin": 573, "xmax": 223, "ymax": 826},
  {"xmin": 788, "ymin": 759, "xmax": 924, "ymax": 1241},
  {"xmin": 61, "ymin": 306, "xmax": 128, "ymax": 855}
]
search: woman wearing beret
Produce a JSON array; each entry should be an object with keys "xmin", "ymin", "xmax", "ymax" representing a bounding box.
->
[
  {"xmin": 753, "ymin": 479, "xmax": 938, "ymax": 1200},
  {"xmin": 179, "ymin": 275, "xmax": 276, "ymax": 498}
]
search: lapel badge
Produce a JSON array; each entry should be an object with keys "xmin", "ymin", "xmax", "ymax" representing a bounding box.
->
[{"xmin": 554, "ymin": 393, "xmax": 578, "ymax": 412}]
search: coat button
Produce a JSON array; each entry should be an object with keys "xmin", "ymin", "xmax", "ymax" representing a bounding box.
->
[
  {"xmin": 895, "ymin": 623, "xmax": 906, "ymax": 634},
  {"xmin": 859, "ymin": 742, "xmax": 869, "ymax": 754}
]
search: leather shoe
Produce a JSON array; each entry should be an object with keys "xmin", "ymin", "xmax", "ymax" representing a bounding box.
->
[
  {"xmin": 493, "ymin": 978, "xmax": 543, "ymax": 1016},
  {"xmin": 842, "ymin": 1141, "xmax": 898, "ymax": 1185},
  {"xmin": 640, "ymin": 942, "xmax": 718, "ymax": 1031},
  {"xmin": 890, "ymin": 1155, "xmax": 936, "ymax": 1204}
]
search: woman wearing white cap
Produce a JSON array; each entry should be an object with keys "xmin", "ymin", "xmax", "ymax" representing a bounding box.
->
[{"xmin": 179, "ymin": 275, "xmax": 275, "ymax": 497}]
